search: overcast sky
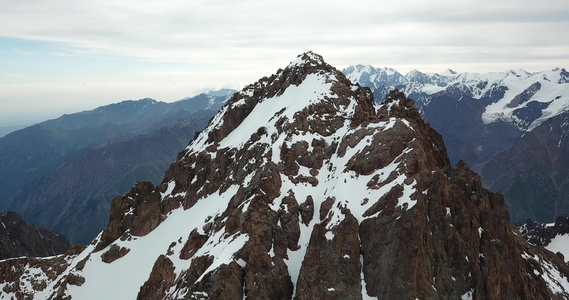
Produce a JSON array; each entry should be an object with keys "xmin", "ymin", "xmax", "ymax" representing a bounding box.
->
[{"xmin": 1, "ymin": 0, "xmax": 568, "ymax": 126}]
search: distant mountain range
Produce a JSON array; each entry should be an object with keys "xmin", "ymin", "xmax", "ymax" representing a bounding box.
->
[
  {"xmin": 478, "ymin": 110, "xmax": 569, "ymax": 222},
  {"xmin": 0, "ymin": 90, "xmax": 235, "ymax": 244},
  {"xmin": 343, "ymin": 65, "xmax": 569, "ymax": 224},
  {"xmin": 344, "ymin": 65, "xmax": 569, "ymax": 132}
]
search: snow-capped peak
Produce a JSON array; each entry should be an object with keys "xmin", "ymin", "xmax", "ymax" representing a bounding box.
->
[
  {"xmin": 287, "ymin": 51, "xmax": 325, "ymax": 68},
  {"xmin": 405, "ymin": 69, "xmax": 425, "ymax": 78},
  {"xmin": 440, "ymin": 68, "xmax": 458, "ymax": 76},
  {"xmin": 342, "ymin": 65, "xmax": 404, "ymax": 90},
  {"xmin": 188, "ymin": 51, "xmax": 371, "ymax": 155}
]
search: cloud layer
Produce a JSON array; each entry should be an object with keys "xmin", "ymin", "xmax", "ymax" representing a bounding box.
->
[
  {"xmin": 4, "ymin": 0, "xmax": 568, "ymax": 68},
  {"xmin": 1, "ymin": 0, "xmax": 568, "ymax": 124}
]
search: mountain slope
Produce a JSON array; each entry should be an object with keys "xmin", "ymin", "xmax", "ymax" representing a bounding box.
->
[
  {"xmin": 0, "ymin": 125, "xmax": 27, "ymax": 138},
  {"xmin": 0, "ymin": 92, "xmax": 234, "ymax": 208},
  {"xmin": 479, "ymin": 110, "xmax": 569, "ymax": 223},
  {"xmin": 1, "ymin": 52, "xmax": 568, "ymax": 299},
  {"xmin": 0, "ymin": 122, "xmax": 126, "ymax": 209}
]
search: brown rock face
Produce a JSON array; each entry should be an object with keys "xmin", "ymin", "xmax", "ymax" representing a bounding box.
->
[
  {"xmin": 296, "ymin": 214, "xmax": 362, "ymax": 299},
  {"xmin": 101, "ymin": 244, "xmax": 130, "ymax": 263},
  {"xmin": 96, "ymin": 181, "xmax": 157, "ymax": 251},
  {"xmin": 137, "ymin": 255, "xmax": 176, "ymax": 300},
  {"xmin": 2, "ymin": 52, "xmax": 569, "ymax": 299}
]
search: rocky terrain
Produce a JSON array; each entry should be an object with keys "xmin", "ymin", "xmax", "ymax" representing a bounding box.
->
[
  {"xmin": 0, "ymin": 52, "xmax": 568, "ymax": 299},
  {"xmin": 0, "ymin": 212, "xmax": 70, "ymax": 260}
]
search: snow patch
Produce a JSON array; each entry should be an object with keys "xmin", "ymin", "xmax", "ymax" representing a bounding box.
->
[
  {"xmin": 55, "ymin": 185, "xmax": 244, "ymax": 299},
  {"xmin": 522, "ymin": 252, "xmax": 569, "ymax": 296},
  {"xmin": 461, "ymin": 289, "xmax": 474, "ymax": 300},
  {"xmin": 397, "ymin": 179, "xmax": 417, "ymax": 210},
  {"xmin": 546, "ymin": 233, "xmax": 569, "ymax": 263},
  {"xmin": 160, "ymin": 181, "xmax": 175, "ymax": 201},
  {"xmin": 218, "ymin": 73, "xmax": 335, "ymax": 149}
]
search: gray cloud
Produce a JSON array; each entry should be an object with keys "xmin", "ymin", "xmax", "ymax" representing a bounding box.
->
[
  {"xmin": 0, "ymin": 0, "xmax": 568, "ymax": 125},
  {"xmin": 3, "ymin": 0, "xmax": 568, "ymax": 66}
]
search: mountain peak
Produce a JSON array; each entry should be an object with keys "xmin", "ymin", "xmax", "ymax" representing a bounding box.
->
[
  {"xmin": 440, "ymin": 68, "xmax": 458, "ymax": 76},
  {"xmin": 382, "ymin": 89, "xmax": 420, "ymax": 118},
  {"xmin": 405, "ymin": 69, "xmax": 426, "ymax": 78},
  {"xmin": 188, "ymin": 52, "xmax": 375, "ymax": 153},
  {"xmin": 287, "ymin": 51, "xmax": 325, "ymax": 68},
  {"xmin": 341, "ymin": 65, "xmax": 404, "ymax": 91}
]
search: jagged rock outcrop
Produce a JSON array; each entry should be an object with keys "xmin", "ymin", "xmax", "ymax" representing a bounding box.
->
[
  {"xmin": 521, "ymin": 217, "xmax": 569, "ymax": 245},
  {"xmin": 1, "ymin": 52, "xmax": 568, "ymax": 299},
  {"xmin": 0, "ymin": 212, "xmax": 70, "ymax": 260}
]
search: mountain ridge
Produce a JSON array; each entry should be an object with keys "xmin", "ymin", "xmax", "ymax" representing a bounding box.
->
[{"xmin": 343, "ymin": 64, "xmax": 569, "ymax": 132}]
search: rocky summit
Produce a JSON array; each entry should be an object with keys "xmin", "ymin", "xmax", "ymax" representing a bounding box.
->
[{"xmin": 1, "ymin": 52, "xmax": 569, "ymax": 299}]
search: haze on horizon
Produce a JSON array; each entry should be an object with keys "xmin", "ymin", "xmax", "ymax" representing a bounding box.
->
[{"xmin": 1, "ymin": 0, "xmax": 568, "ymax": 126}]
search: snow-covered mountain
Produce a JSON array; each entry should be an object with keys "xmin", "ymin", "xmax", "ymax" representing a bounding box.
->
[
  {"xmin": 1, "ymin": 52, "xmax": 568, "ymax": 299},
  {"xmin": 344, "ymin": 65, "xmax": 569, "ymax": 131},
  {"xmin": 345, "ymin": 65, "xmax": 569, "ymax": 226}
]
